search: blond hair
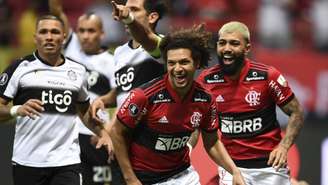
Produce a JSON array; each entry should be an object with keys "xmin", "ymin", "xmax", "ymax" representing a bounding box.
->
[{"xmin": 219, "ymin": 21, "xmax": 250, "ymax": 43}]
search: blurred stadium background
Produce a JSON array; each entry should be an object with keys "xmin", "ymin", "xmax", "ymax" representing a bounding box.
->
[{"xmin": 1, "ymin": 0, "xmax": 328, "ymax": 184}]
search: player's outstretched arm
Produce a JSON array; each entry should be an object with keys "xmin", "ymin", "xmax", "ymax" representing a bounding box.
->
[
  {"xmin": 48, "ymin": 0, "xmax": 70, "ymax": 35},
  {"xmin": 202, "ymin": 131, "xmax": 246, "ymax": 185},
  {"xmin": 268, "ymin": 97, "xmax": 304, "ymax": 170},
  {"xmin": 109, "ymin": 117, "xmax": 142, "ymax": 185},
  {"xmin": 111, "ymin": 1, "xmax": 161, "ymax": 54}
]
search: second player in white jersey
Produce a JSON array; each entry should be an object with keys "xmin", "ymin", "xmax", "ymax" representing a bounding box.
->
[
  {"xmin": 65, "ymin": 32, "xmax": 115, "ymax": 135},
  {"xmin": 112, "ymin": 40, "xmax": 164, "ymax": 107}
]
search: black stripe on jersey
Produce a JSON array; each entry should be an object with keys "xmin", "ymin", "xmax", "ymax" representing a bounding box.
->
[
  {"xmin": 139, "ymin": 76, "xmax": 164, "ymax": 91},
  {"xmin": 140, "ymin": 76, "xmax": 166, "ymax": 98},
  {"xmin": 203, "ymin": 70, "xmax": 226, "ymax": 84},
  {"xmin": 86, "ymin": 70, "xmax": 111, "ymax": 96},
  {"xmin": 135, "ymin": 163, "xmax": 190, "ymax": 185},
  {"xmin": 243, "ymin": 69, "xmax": 268, "ymax": 82},
  {"xmin": 219, "ymin": 105, "xmax": 279, "ymax": 138},
  {"xmin": 192, "ymin": 87, "xmax": 211, "ymax": 103},
  {"xmin": 14, "ymin": 87, "xmax": 78, "ymax": 115},
  {"xmin": 115, "ymin": 59, "xmax": 165, "ymax": 93},
  {"xmin": 133, "ymin": 122, "xmax": 192, "ymax": 154},
  {"xmin": 278, "ymin": 93, "xmax": 295, "ymax": 107},
  {"xmin": 0, "ymin": 56, "xmax": 34, "ymax": 97},
  {"xmin": 148, "ymin": 89, "xmax": 174, "ymax": 104}
]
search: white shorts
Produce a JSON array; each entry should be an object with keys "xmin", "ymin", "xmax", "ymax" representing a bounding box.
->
[
  {"xmin": 218, "ymin": 166, "xmax": 291, "ymax": 185},
  {"xmin": 153, "ymin": 166, "xmax": 200, "ymax": 185}
]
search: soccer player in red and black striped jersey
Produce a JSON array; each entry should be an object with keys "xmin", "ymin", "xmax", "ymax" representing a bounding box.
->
[
  {"xmin": 197, "ymin": 21, "xmax": 304, "ymax": 185},
  {"xmin": 109, "ymin": 26, "xmax": 245, "ymax": 185}
]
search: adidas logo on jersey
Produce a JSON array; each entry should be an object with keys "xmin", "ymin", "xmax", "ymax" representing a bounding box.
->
[
  {"xmin": 216, "ymin": 95, "xmax": 225, "ymax": 102},
  {"xmin": 158, "ymin": 116, "xmax": 169, "ymax": 124}
]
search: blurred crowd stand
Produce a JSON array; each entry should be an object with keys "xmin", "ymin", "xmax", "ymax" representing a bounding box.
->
[{"xmin": 1, "ymin": 0, "xmax": 328, "ymax": 70}]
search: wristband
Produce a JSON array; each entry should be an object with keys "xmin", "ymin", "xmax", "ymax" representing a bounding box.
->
[
  {"xmin": 10, "ymin": 105, "xmax": 21, "ymax": 117},
  {"xmin": 122, "ymin": 12, "xmax": 135, "ymax": 24}
]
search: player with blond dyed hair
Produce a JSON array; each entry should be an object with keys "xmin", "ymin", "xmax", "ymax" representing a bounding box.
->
[{"xmin": 197, "ymin": 21, "xmax": 304, "ymax": 185}]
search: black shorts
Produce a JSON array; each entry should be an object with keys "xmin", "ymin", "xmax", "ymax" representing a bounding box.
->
[
  {"xmin": 12, "ymin": 163, "xmax": 81, "ymax": 185},
  {"xmin": 79, "ymin": 134, "xmax": 110, "ymax": 185},
  {"xmin": 79, "ymin": 134, "xmax": 126, "ymax": 185}
]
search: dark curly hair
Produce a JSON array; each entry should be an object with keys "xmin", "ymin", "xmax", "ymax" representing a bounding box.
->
[{"xmin": 160, "ymin": 24, "xmax": 212, "ymax": 69}]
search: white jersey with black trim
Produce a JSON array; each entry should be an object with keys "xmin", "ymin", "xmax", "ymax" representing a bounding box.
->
[
  {"xmin": 113, "ymin": 41, "xmax": 164, "ymax": 107},
  {"xmin": 65, "ymin": 32, "xmax": 115, "ymax": 135},
  {"xmin": 0, "ymin": 52, "xmax": 89, "ymax": 167}
]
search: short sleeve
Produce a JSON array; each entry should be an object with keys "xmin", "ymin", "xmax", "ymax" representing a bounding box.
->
[
  {"xmin": 116, "ymin": 89, "xmax": 148, "ymax": 129},
  {"xmin": 268, "ymin": 67, "xmax": 294, "ymax": 106},
  {"xmin": 0, "ymin": 60, "xmax": 23, "ymax": 100},
  {"xmin": 200, "ymin": 96, "xmax": 219, "ymax": 132},
  {"xmin": 77, "ymin": 70, "xmax": 90, "ymax": 103}
]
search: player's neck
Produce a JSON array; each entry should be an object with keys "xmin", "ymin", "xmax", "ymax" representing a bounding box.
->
[
  {"xmin": 39, "ymin": 52, "xmax": 63, "ymax": 66},
  {"xmin": 132, "ymin": 39, "xmax": 141, "ymax": 49},
  {"xmin": 226, "ymin": 63, "xmax": 244, "ymax": 81}
]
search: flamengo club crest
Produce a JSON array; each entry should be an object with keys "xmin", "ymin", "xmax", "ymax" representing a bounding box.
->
[
  {"xmin": 190, "ymin": 112, "xmax": 202, "ymax": 128},
  {"xmin": 245, "ymin": 90, "xmax": 261, "ymax": 106}
]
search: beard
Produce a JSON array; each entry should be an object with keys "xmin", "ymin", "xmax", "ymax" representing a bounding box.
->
[{"xmin": 218, "ymin": 53, "xmax": 245, "ymax": 76}]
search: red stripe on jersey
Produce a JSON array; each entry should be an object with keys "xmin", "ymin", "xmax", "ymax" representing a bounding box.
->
[
  {"xmin": 249, "ymin": 61, "xmax": 269, "ymax": 69},
  {"xmin": 143, "ymin": 80, "xmax": 166, "ymax": 97}
]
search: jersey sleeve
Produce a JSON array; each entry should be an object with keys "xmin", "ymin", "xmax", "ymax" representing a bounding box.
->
[
  {"xmin": 0, "ymin": 60, "xmax": 23, "ymax": 100},
  {"xmin": 268, "ymin": 67, "xmax": 294, "ymax": 106},
  {"xmin": 195, "ymin": 70, "xmax": 210, "ymax": 91},
  {"xmin": 200, "ymin": 96, "xmax": 219, "ymax": 132},
  {"xmin": 117, "ymin": 88, "xmax": 148, "ymax": 129},
  {"xmin": 147, "ymin": 34, "xmax": 163, "ymax": 58},
  {"xmin": 77, "ymin": 69, "xmax": 90, "ymax": 103}
]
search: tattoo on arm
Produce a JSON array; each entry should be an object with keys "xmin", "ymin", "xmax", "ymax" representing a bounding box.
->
[{"xmin": 280, "ymin": 97, "xmax": 304, "ymax": 149}]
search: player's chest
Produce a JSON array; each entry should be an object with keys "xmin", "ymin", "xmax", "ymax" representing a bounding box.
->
[
  {"xmin": 209, "ymin": 82, "xmax": 272, "ymax": 112},
  {"xmin": 19, "ymin": 68, "xmax": 84, "ymax": 90},
  {"xmin": 144, "ymin": 102, "xmax": 207, "ymax": 132}
]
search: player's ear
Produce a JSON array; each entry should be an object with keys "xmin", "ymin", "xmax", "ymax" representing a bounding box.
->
[
  {"xmin": 33, "ymin": 33, "xmax": 37, "ymax": 44},
  {"xmin": 148, "ymin": 12, "xmax": 159, "ymax": 25},
  {"xmin": 245, "ymin": 42, "xmax": 251, "ymax": 55}
]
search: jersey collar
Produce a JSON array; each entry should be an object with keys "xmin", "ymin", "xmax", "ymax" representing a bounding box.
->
[
  {"xmin": 34, "ymin": 51, "xmax": 66, "ymax": 67},
  {"xmin": 164, "ymin": 74, "xmax": 195, "ymax": 103},
  {"xmin": 223, "ymin": 58, "xmax": 251, "ymax": 83}
]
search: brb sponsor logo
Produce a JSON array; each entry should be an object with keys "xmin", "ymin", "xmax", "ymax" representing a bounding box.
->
[
  {"xmin": 41, "ymin": 90, "xmax": 72, "ymax": 112},
  {"xmin": 221, "ymin": 117, "xmax": 262, "ymax": 134},
  {"xmin": 155, "ymin": 136, "xmax": 190, "ymax": 151},
  {"xmin": 115, "ymin": 67, "xmax": 135, "ymax": 91}
]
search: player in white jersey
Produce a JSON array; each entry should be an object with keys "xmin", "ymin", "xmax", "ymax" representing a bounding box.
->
[
  {"xmin": 0, "ymin": 15, "xmax": 110, "ymax": 185},
  {"xmin": 49, "ymin": 0, "xmax": 118, "ymax": 184},
  {"xmin": 89, "ymin": 1, "xmax": 168, "ymax": 184},
  {"xmin": 90, "ymin": 0, "xmax": 168, "ymax": 111}
]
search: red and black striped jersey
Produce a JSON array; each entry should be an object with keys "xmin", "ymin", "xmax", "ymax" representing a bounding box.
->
[
  {"xmin": 117, "ymin": 74, "xmax": 218, "ymax": 184},
  {"xmin": 197, "ymin": 59, "xmax": 294, "ymax": 160}
]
